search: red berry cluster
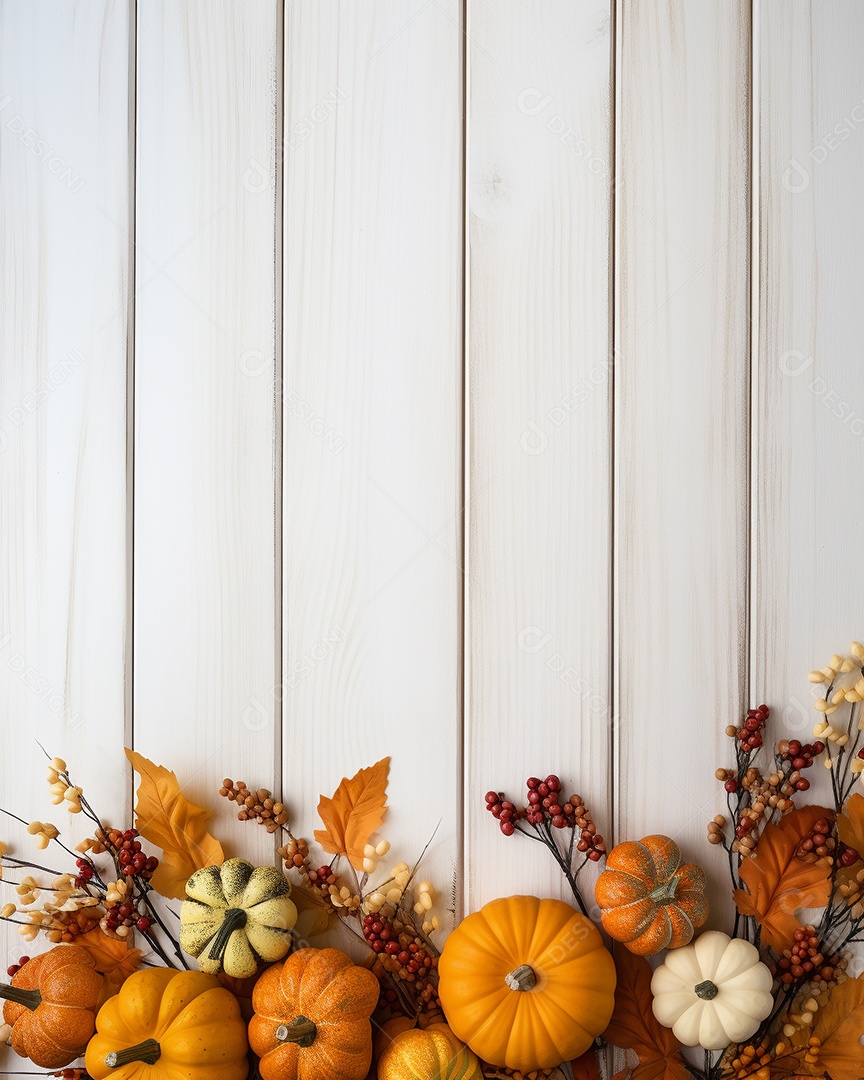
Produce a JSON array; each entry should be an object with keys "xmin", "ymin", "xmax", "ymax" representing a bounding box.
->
[
  {"xmin": 362, "ymin": 914, "xmax": 434, "ymax": 977},
  {"xmin": 6, "ymin": 955, "xmax": 30, "ymax": 978},
  {"xmin": 796, "ymin": 817, "xmax": 835, "ymax": 862},
  {"xmin": 838, "ymin": 841, "xmax": 861, "ymax": 868},
  {"xmin": 780, "ymin": 739, "xmax": 825, "ymax": 774},
  {"xmin": 776, "ymin": 926, "xmax": 836, "ymax": 984},
  {"xmin": 484, "ymin": 776, "xmax": 606, "ymax": 859},
  {"xmin": 737, "ymin": 704, "xmax": 770, "ymax": 753},
  {"xmin": 110, "ymin": 828, "xmax": 159, "ymax": 879},
  {"xmin": 484, "ymin": 791, "xmax": 520, "ymax": 835},
  {"xmin": 102, "ymin": 897, "xmax": 151, "ymax": 935}
]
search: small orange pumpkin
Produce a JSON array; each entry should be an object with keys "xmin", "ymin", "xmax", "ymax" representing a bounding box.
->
[
  {"xmin": 373, "ymin": 1015, "xmax": 416, "ymax": 1061},
  {"xmin": 595, "ymin": 834, "xmax": 708, "ymax": 955},
  {"xmin": 0, "ymin": 945, "xmax": 103, "ymax": 1068},
  {"xmin": 248, "ymin": 947, "xmax": 379, "ymax": 1080},
  {"xmin": 378, "ymin": 1022, "xmax": 484, "ymax": 1080},
  {"xmin": 438, "ymin": 895, "xmax": 616, "ymax": 1073}
]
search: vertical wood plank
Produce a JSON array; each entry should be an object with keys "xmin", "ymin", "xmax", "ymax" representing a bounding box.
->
[
  {"xmin": 755, "ymin": 3, "xmax": 864, "ymax": 801},
  {"xmin": 615, "ymin": 0, "xmax": 751, "ymax": 908},
  {"xmin": 134, "ymin": 0, "xmax": 281, "ymax": 863},
  {"xmin": 282, "ymin": 2, "xmax": 464, "ymax": 920},
  {"xmin": 0, "ymin": 0, "xmax": 132, "ymax": 1029},
  {"xmin": 466, "ymin": 0, "xmax": 614, "ymax": 910}
]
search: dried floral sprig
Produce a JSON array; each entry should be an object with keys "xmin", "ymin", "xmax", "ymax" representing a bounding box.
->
[{"xmin": 482, "ymin": 774, "xmax": 605, "ymax": 916}]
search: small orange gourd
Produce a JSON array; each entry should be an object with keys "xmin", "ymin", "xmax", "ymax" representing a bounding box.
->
[
  {"xmin": 0, "ymin": 945, "xmax": 103, "ymax": 1068},
  {"xmin": 595, "ymin": 834, "xmax": 708, "ymax": 955},
  {"xmin": 248, "ymin": 947, "xmax": 379, "ymax": 1080},
  {"xmin": 378, "ymin": 1023, "xmax": 484, "ymax": 1080},
  {"xmin": 438, "ymin": 895, "xmax": 616, "ymax": 1073},
  {"xmin": 85, "ymin": 967, "xmax": 248, "ymax": 1080},
  {"xmin": 373, "ymin": 1015, "xmax": 416, "ymax": 1061}
]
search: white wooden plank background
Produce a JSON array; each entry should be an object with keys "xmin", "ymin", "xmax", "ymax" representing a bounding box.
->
[
  {"xmin": 0, "ymin": 0, "xmax": 133, "ymax": 965},
  {"xmin": 2, "ymin": 7, "xmax": 864, "ymax": 1068},
  {"xmin": 281, "ymin": 0, "xmax": 464, "ymax": 922},
  {"xmin": 134, "ymin": 0, "xmax": 281, "ymax": 867},
  {"xmin": 466, "ymin": 0, "xmax": 614, "ymax": 911},
  {"xmin": 614, "ymin": 0, "xmax": 752, "ymax": 923},
  {"xmin": 754, "ymin": 0, "xmax": 864, "ymax": 796}
]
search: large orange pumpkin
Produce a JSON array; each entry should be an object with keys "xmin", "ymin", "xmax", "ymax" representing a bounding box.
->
[
  {"xmin": 378, "ymin": 1022, "xmax": 484, "ymax": 1080},
  {"xmin": 248, "ymin": 947, "xmax": 379, "ymax": 1080},
  {"xmin": 438, "ymin": 895, "xmax": 616, "ymax": 1072},
  {"xmin": 595, "ymin": 834, "xmax": 708, "ymax": 955},
  {"xmin": 0, "ymin": 945, "xmax": 103, "ymax": 1068}
]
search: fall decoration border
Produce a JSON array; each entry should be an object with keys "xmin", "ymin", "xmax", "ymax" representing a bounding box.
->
[{"xmin": 0, "ymin": 643, "xmax": 862, "ymax": 1080}]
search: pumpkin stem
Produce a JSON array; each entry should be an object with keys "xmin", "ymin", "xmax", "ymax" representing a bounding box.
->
[
  {"xmin": 0, "ymin": 984, "xmax": 41, "ymax": 1011},
  {"xmin": 105, "ymin": 1039, "xmax": 162, "ymax": 1068},
  {"xmin": 276, "ymin": 1016, "xmax": 318, "ymax": 1047},
  {"xmin": 648, "ymin": 875, "xmax": 680, "ymax": 904},
  {"xmin": 694, "ymin": 979, "xmax": 719, "ymax": 1001},
  {"xmin": 504, "ymin": 964, "xmax": 537, "ymax": 992},
  {"xmin": 206, "ymin": 906, "xmax": 248, "ymax": 964}
]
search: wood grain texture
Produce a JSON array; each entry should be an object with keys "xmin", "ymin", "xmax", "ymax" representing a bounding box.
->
[
  {"xmin": 0, "ymin": 0, "xmax": 132, "ymax": 1054},
  {"xmin": 134, "ymin": 0, "xmax": 281, "ymax": 865},
  {"xmin": 465, "ymin": 0, "xmax": 614, "ymax": 911},
  {"xmin": 281, "ymin": 1, "xmax": 464, "ymax": 925},
  {"xmin": 754, "ymin": 2, "xmax": 864, "ymax": 748},
  {"xmin": 614, "ymin": 0, "xmax": 751, "ymax": 915}
]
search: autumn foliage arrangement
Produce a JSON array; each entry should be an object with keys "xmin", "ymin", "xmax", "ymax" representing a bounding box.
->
[{"xmin": 0, "ymin": 643, "xmax": 862, "ymax": 1080}]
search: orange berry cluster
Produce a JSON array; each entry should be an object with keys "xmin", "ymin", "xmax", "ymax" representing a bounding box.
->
[
  {"xmin": 796, "ymin": 817, "xmax": 835, "ymax": 862},
  {"xmin": 219, "ymin": 779, "xmax": 289, "ymax": 833},
  {"xmin": 776, "ymin": 925, "xmax": 837, "ymax": 984}
]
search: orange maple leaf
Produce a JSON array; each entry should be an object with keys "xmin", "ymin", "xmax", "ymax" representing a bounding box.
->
[
  {"xmin": 125, "ymin": 748, "xmax": 225, "ymax": 900},
  {"xmin": 603, "ymin": 948, "xmax": 689, "ymax": 1080},
  {"xmin": 813, "ymin": 974, "xmax": 864, "ymax": 1080},
  {"xmin": 314, "ymin": 757, "xmax": 390, "ymax": 871},
  {"xmin": 733, "ymin": 805, "xmax": 834, "ymax": 952},
  {"xmin": 77, "ymin": 926, "xmax": 142, "ymax": 999},
  {"xmin": 838, "ymin": 792, "xmax": 864, "ymax": 856}
]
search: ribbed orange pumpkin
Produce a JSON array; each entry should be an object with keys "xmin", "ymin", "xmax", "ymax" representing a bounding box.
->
[
  {"xmin": 248, "ymin": 947, "xmax": 379, "ymax": 1080},
  {"xmin": 378, "ymin": 1022, "xmax": 484, "ymax": 1080},
  {"xmin": 0, "ymin": 945, "xmax": 103, "ymax": 1068},
  {"xmin": 438, "ymin": 895, "xmax": 616, "ymax": 1073},
  {"xmin": 373, "ymin": 1015, "xmax": 416, "ymax": 1061},
  {"xmin": 595, "ymin": 834, "xmax": 708, "ymax": 955}
]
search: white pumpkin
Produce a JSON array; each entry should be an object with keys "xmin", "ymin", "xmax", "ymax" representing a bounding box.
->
[{"xmin": 650, "ymin": 931, "xmax": 774, "ymax": 1049}]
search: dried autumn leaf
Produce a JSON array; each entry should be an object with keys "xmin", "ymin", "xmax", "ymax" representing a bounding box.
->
[
  {"xmin": 838, "ymin": 793, "xmax": 864, "ymax": 857},
  {"xmin": 733, "ymin": 805, "xmax": 834, "ymax": 952},
  {"xmin": 314, "ymin": 757, "xmax": 390, "ymax": 871},
  {"xmin": 570, "ymin": 1048, "xmax": 602, "ymax": 1080},
  {"xmin": 813, "ymin": 974, "xmax": 864, "ymax": 1080},
  {"xmin": 77, "ymin": 926, "xmax": 142, "ymax": 1000},
  {"xmin": 292, "ymin": 884, "xmax": 341, "ymax": 939},
  {"xmin": 125, "ymin": 748, "xmax": 225, "ymax": 900},
  {"xmin": 603, "ymin": 947, "xmax": 689, "ymax": 1080}
]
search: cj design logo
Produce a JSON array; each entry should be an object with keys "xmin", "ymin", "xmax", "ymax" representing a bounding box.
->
[
  {"xmin": 242, "ymin": 159, "xmax": 270, "ymax": 195},
  {"xmin": 519, "ymin": 420, "xmax": 548, "ymax": 455},
  {"xmin": 779, "ymin": 350, "xmax": 815, "ymax": 377},
  {"xmin": 781, "ymin": 159, "xmax": 810, "ymax": 194},
  {"xmin": 241, "ymin": 697, "xmax": 271, "ymax": 733}
]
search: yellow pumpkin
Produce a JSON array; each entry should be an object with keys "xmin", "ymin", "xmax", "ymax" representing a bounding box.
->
[
  {"xmin": 85, "ymin": 967, "xmax": 248, "ymax": 1080},
  {"xmin": 378, "ymin": 1022, "xmax": 484, "ymax": 1080},
  {"xmin": 438, "ymin": 895, "xmax": 616, "ymax": 1073}
]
